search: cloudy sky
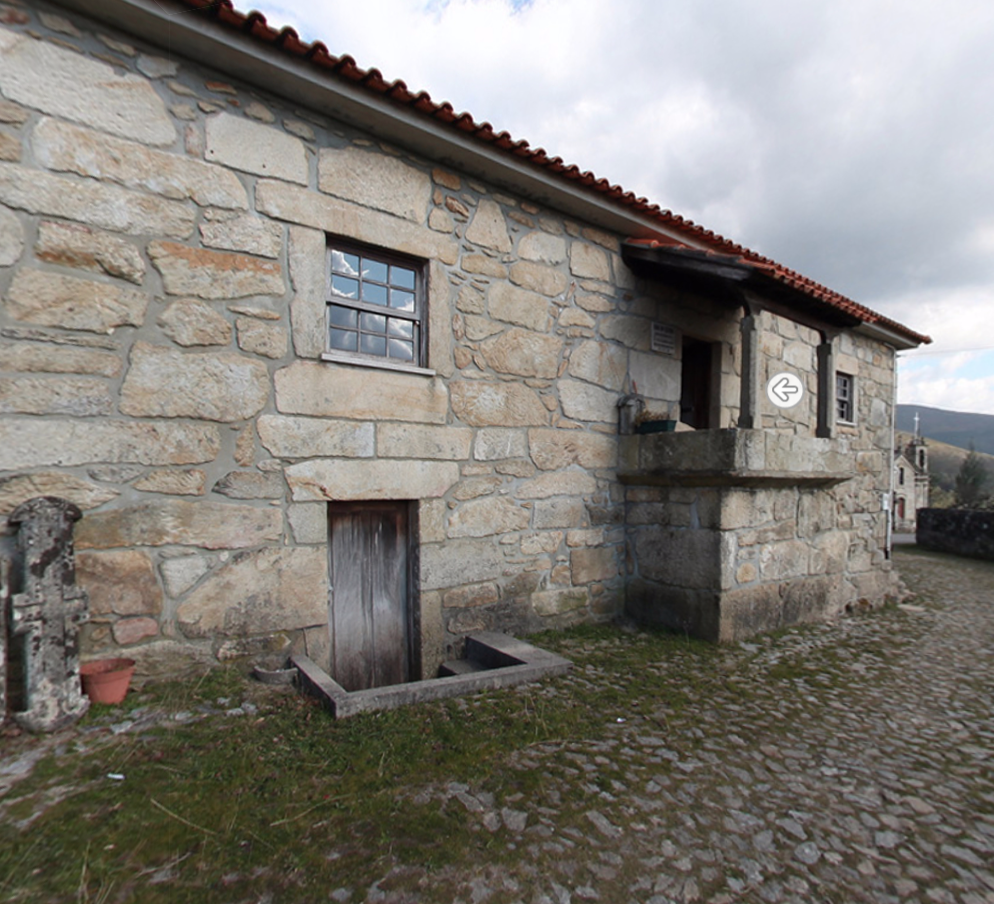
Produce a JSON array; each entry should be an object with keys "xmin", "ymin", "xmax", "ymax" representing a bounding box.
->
[{"xmin": 246, "ymin": 0, "xmax": 994, "ymax": 415}]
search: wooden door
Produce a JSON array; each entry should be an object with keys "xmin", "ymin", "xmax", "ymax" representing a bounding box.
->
[{"xmin": 327, "ymin": 502, "xmax": 413, "ymax": 692}]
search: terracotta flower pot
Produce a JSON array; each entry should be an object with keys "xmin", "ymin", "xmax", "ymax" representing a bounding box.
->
[{"xmin": 80, "ymin": 658, "xmax": 136, "ymax": 705}]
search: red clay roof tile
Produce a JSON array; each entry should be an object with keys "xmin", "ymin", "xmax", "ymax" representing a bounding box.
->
[{"xmin": 166, "ymin": 0, "xmax": 928, "ymax": 345}]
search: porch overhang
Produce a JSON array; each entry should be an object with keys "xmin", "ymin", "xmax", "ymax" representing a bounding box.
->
[
  {"xmin": 621, "ymin": 241, "xmax": 927, "ymax": 437},
  {"xmin": 621, "ymin": 241, "xmax": 929, "ymax": 351},
  {"xmin": 621, "ymin": 241, "xmax": 861, "ymax": 336}
]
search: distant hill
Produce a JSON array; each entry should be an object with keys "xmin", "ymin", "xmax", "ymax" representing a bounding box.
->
[
  {"xmin": 896, "ymin": 430, "xmax": 994, "ymax": 494},
  {"xmin": 896, "ymin": 404, "xmax": 994, "ymax": 457}
]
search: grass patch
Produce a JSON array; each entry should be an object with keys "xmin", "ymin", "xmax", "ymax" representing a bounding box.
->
[
  {"xmin": 0, "ymin": 624, "xmax": 726, "ymax": 903},
  {"xmin": 7, "ymin": 616, "xmax": 921, "ymax": 902}
]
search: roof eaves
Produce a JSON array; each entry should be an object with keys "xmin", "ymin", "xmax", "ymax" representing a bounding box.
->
[
  {"xmin": 625, "ymin": 241, "xmax": 932, "ymax": 347},
  {"xmin": 68, "ymin": 0, "xmax": 928, "ymax": 347}
]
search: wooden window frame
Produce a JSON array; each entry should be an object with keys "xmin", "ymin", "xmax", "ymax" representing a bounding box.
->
[
  {"xmin": 836, "ymin": 371, "xmax": 855, "ymax": 424},
  {"xmin": 324, "ymin": 239, "xmax": 429, "ymax": 372}
]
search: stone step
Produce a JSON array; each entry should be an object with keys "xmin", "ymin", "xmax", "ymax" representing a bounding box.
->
[{"xmin": 438, "ymin": 658, "xmax": 490, "ymax": 677}]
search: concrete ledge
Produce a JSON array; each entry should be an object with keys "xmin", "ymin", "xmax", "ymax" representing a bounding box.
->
[
  {"xmin": 619, "ymin": 429, "xmax": 853, "ymax": 487},
  {"xmin": 293, "ymin": 631, "xmax": 571, "ymax": 718},
  {"xmin": 619, "ymin": 470, "xmax": 852, "ymax": 488}
]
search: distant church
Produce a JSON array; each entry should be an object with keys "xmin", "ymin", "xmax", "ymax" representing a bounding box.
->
[{"xmin": 894, "ymin": 414, "xmax": 929, "ymax": 533}]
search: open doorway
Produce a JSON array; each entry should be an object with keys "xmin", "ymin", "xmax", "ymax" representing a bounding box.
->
[{"xmin": 680, "ymin": 336, "xmax": 716, "ymax": 429}]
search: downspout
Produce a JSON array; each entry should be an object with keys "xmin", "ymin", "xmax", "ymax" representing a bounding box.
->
[{"xmin": 886, "ymin": 346, "xmax": 898, "ymax": 559}]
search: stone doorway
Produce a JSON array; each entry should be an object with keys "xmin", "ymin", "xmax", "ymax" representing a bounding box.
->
[
  {"xmin": 680, "ymin": 336, "xmax": 716, "ymax": 429},
  {"xmin": 327, "ymin": 501, "xmax": 418, "ymax": 692}
]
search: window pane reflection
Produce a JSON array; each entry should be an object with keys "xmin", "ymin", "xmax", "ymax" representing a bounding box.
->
[
  {"xmin": 363, "ymin": 259, "xmax": 388, "ymax": 283},
  {"xmin": 388, "ymin": 319, "xmax": 413, "ymax": 339},
  {"xmin": 391, "ymin": 266, "xmax": 415, "ymax": 290},
  {"xmin": 331, "ymin": 251, "xmax": 360, "ymax": 276},
  {"xmin": 391, "ymin": 290, "xmax": 415, "ymax": 312},
  {"xmin": 329, "ymin": 329, "xmax": 357, "ymax": 351},
  {"xmin": 331, "ymin": 275, "xmax": 358, "ymax": 298},
  {"xmin": 362, "ymin": 283, "xmax": 388, "ymax": 306},
  {"xmin": 361, "ymin": 334, "xmax": 386, "ymax": 356},
  {"xmin": 361, "ymin": 312, "xmax": 386, "ymax": 333},
  {"xmin": 329, "ymin": 305, "xmax": 357, "ymax": 328}
]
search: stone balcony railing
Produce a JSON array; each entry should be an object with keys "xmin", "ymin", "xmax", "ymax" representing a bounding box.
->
[{"xmin": 619, "ymin": 428, "xmax": 854, "ymax": 488}]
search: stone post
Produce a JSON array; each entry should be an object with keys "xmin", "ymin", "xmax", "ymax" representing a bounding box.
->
[
  {"xmin": 9, "ymin": 497, "xmax": 90, "ymax": 732},
  {"xmin": 738, "ymin": 312, "xmax": 760, "ymax": 429},
  {"xmin": 816, "ymin": 337, "xmax": 837, "ymax": 438}
]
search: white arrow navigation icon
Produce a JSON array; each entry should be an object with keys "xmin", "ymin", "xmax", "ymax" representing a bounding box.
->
[
  {"xmin": 766, "ymin": 372, "xmax": 804, "ymax": 409},
  {"xmin": 771, "ymin": 377, "xmax": 799, "ymax": 403}
]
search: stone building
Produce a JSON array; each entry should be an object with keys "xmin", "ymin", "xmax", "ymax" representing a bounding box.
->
[
  {"xmin": 893, "ymin": 428, "xmax": 929, "ymax": 533},
  {"xmin": 0, "ymin": 0, "xmax": 929, "ymax": 688}
]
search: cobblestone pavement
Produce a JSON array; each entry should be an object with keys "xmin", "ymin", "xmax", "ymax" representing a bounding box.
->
[
  {"xmin": 2, "ymin": 547, "xmax": 992, "ymax": 904},
  {"xmin": 384, "ymin": 547, "xmax": 994, "ymax": 904}
]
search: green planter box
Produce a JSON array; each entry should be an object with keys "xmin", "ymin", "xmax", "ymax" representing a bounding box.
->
[{"xmin": 636, "ymin": 419, "xmax": 677, "ymax": 435}]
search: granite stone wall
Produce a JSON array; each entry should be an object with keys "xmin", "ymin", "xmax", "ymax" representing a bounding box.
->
[
  {"xmin": 0, "ymin": 2, "xmax": 903, "ymax": 676},
  {"xmin": 0, "ymin": 4, "xmax": 639, "ymax": 675},
  {"xmin": 623, "ymin": 331, "xmax": 903, "ymax": 640}
]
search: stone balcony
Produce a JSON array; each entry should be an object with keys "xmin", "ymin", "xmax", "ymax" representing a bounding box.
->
[{"xmin": 619, "ymin": 428, "xmax": 854, "ymax": 488}]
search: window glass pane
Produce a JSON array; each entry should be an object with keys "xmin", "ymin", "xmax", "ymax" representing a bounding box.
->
[
  {"xmin": 329, "ymin": 329, "xmax": 357, "ymax": 351},
  {"xmin": 391, "ymin": 266, "xmax": 416, "ymax": 290},
  {"xmin": 331, "ymin": 275, "xmax": 359, "ymax": 298},
  {"xmin": 361, "ymin": 334, "xmax": 386, "ymax": 356},
  {"xmin": 391, "ymin": 289, "xmax": 415, "ymax": 312},
  {"xmin": 331, "ymin": 250, "xmax": 360, "ymax": 276},
  {"xmin": 389, "ymin": 338, "xmax": 414, "ymax": 361},
  {"xmin": 328, "ymin": 305, "xmax": 357, "ymax": 328},
  {"xmin": 387, "ymin": 318, "xmax": 413, "ymax": 339},
  {"xmin": 835, "ymin": 373, "xmax": 854, "ymax": 421},
  {"xmin": 361, "ymin": 312, "xmax": 386, "ymax": 333},
  {"xmin": 327, "ymin": 244, "xmax": 423, "ymax": 366},
  {"xmin": 362, "ymin": 282, "xmax": 389, "ymax": 307},
  {"xmin": 363, "ymin": 259, "xmax": 389, "ymax": 283}
]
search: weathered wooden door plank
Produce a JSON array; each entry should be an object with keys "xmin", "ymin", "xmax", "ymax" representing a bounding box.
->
[{"xmin": 328, "ymin": 502, "xmax": 410, "ymax": 692}]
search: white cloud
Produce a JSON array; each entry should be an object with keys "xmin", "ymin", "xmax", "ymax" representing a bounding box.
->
[
  {"xmin": 254, "ymin": 0, "xmax": 994, "ymax": 411},
  {"xmin": 878, "ymin": 284, "xmax": 994, "ymax": 356},
  {"xmin": 898, "ymin": 367, "xmax": 994, "ymax": 416}
]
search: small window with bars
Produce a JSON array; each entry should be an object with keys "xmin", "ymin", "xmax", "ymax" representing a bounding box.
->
[
  {"xmin": 326, "ymin": 242, "xmax": 425, "ymax": 367},
  {"xmin": 836, "ymin": 372, "xmax": 855, "ymax": 423}
]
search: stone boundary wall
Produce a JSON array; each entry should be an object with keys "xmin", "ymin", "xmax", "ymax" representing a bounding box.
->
[{"xmin": 917, "ymin": 509, "xmax": 994, "ymax": 561}]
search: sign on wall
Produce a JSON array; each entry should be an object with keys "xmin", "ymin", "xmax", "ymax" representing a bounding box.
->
[{"xmin": 651, "ymin": 323, "xmax": 678, "ymax": 356}]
